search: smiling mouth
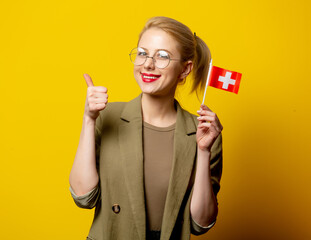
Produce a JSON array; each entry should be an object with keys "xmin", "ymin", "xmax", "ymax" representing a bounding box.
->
[{"xmin": 141, "ymin": 73, "xmax": 161, "ymax": 83}]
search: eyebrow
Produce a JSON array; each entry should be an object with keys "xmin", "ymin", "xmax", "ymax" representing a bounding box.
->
[{"xmin": 138, "ymin": 47, "xmax": 174, "ymax": 56}]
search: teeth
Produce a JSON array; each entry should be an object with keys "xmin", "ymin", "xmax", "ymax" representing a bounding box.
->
[{"xmin": 143, "ymin": 75, "xmax": 159, "ymax": 79}]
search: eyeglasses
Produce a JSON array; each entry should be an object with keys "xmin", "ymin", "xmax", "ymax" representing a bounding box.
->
[{"xmin": 129, "ymin": 47, "xmax": 181, "ymax": 69}]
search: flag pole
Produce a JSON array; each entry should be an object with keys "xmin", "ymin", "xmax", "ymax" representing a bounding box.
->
[{"xmin": 201, "ymin": 59, "xmax": 213, "ymax": 105}]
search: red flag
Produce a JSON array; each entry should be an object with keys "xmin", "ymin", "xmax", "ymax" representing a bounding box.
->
[{"xmin": 208, "ymin": 66, "xmax": 242, "ymax": 94}]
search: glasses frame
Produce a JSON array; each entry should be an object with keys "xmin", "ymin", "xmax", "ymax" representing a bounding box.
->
[{"xmin": 129, "ymin": 47, "xmax": 182, "ymax": 69}]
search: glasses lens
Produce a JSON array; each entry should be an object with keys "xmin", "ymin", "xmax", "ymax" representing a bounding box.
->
[
  {"xmin": 129, "ymin": 48, "xmax": 171, "ymax": 68},
  {"xmin": 130, "ymin": 47, "xmax": 146, "ymax": 65},
  {"xmin": 154, "ymin": 50, "xmax": 170, "ymax": 68}
]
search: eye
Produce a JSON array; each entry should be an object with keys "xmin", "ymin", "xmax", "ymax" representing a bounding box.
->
[
  {"xmin": 156, "ymin": 50, "xmax": 170, "ymax": 59},
  {"xmin": 137, "ymin": 47, "xmax": 147, "ymax": 56}
]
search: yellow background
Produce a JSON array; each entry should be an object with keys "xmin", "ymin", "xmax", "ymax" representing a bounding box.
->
[{"xmin": 0, "ymin": 0, "xmax": 310, "ymax": 239}]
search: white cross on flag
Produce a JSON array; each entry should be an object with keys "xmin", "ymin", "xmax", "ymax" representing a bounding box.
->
[{"xmin": 208, "ymin": 66, "xmax": 242, "ymax": 94}]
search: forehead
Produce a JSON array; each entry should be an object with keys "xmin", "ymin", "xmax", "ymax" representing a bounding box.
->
[{"xmin": 138, "ymin": 28, "xmax": 180, "ymax": 56}]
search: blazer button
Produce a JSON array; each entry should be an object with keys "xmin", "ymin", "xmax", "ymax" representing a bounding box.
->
[{"xmin": 112, "ymin": 204, "xmax": 121, "ymax": 214}]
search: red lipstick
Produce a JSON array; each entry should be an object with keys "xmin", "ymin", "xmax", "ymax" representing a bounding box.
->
[{"xmin": 141, "ymin": 73, "xmax": 161, "ymax": 83}]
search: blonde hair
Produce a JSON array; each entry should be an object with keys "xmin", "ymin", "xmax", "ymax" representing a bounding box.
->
[{"xmin": 138, "ymin": 16, "xmax": 211, "ymax": 93}]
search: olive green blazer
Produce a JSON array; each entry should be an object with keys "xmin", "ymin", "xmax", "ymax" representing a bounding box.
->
[{"xmin": 70, "ymin": 94, "xmax": 223, "ymax": 240}]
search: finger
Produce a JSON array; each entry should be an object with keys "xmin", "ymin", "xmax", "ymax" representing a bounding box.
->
[
  {"xmin": 197, "ymin": 115, "xmax": 216, "ymax": 122},
  {"xmin": 89, "ymin": 92, "xmax": 108, "ymax": 98},
  {"xmin": 84, "ymin": 73, "xmax": 94, "ymax": 87},
  {"xmin": 92, "ymin": 97, "xmax": 108, "ymax": 104},
  {"xmin": 95, "ymin": 102, "xmax": 107, "ymax": 111},
  {"xmin": 199, "ymin": 121, "xmax": 223, "ymax": 134},
  {"xmin": 87, "ymin": 86, "xmax": 108, "ymax": 95},
  {"xmin": 87, "ymin": 90, "xmax": 108, "ymax": 101},
  {"xmin": 94, "ymin": 86, "xmax": 108, "ymax": 93},
  {"xmin": 89, "ymin": 102, "xmax": 107, "ymax": 111},
  {"xmin": 198, "ymin": 122, "xmax": 212, "ymax": 128},
  {"xmin": 197, "ymin": 109, "xmax": 216, "ymax": 118}
]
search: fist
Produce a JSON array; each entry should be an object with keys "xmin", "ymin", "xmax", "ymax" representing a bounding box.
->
[{"xmin": 83, "ymin": 73, "xmax": 108, "ymax": 120}]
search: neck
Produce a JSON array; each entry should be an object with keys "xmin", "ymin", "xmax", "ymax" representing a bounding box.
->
[{"xmin": 141, "ymin": 93, "xmax": 177, "ymax": 127}]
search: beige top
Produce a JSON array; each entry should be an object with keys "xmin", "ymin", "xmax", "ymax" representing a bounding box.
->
[{"xmin": 143, "ymin": 121, "xmax": 176, "ymax": 231}]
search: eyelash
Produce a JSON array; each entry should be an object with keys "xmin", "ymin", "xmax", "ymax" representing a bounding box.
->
[
  {"xmin": 138, "ymin": 50, "xmax": 170, "ymax": 59},
  {"xmin": 138, "ymin": 51, "xmax": 147, "ymax": 56},
  {"xmin": 157, "ymin": 54, "xmax": 169, "ymax": 59}
]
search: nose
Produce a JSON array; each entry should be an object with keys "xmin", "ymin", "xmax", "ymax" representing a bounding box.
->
[{"xmin": 144, "ymin": 56, "xmax": 155, "ymax": 70}]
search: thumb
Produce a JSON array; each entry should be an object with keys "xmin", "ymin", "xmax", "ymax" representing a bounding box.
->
[{"xmin": 83, "ymin": 73, "xmax": 94, "ymax": 87}]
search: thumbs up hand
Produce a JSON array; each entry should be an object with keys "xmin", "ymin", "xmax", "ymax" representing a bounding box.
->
[{"xmin": 83, "ymin": 74, "xmax": 108, "ymax": 120}]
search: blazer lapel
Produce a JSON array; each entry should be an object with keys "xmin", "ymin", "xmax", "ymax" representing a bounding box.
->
[
  {"xmin": 160, "ymin": 101, "xmax": 197, "ymax": 240},
  {"xmin": 118, "ymin": 95, "xmax": 146, "ymax": 240}
]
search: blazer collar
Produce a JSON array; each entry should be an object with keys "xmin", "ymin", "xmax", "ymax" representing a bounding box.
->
[
  {"xmin": 120, "ymin": 94, "xmax": 143, "ymax": 123},
  {"xmin": 120, "ymin": 94, "xmax": 197, "ymax": 135},
  {"xmin": 119, "ymin": 94, "xmax": 197, "ymax": 240}
]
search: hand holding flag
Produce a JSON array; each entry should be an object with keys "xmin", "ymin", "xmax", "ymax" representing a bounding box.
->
[{"xmin": 196, "ymin": 104, "xmax": 223, "ymax": 151}]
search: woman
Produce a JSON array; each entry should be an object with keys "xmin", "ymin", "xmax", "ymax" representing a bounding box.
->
[{"xmin": 69, "ymin": 16, "xmax": 223, "ymax": 240}]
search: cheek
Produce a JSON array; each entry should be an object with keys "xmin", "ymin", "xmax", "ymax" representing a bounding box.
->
[
  {"xmin": 133, "ymin": 66, "xmax": 142, "ymax": 83},
  {"xmin": 167, "ymin": 65, "xmax": 183, "ymax": 80},
  {"xmin": 133, "ymin": 66, "xmax": 140, "ymax": 76}
]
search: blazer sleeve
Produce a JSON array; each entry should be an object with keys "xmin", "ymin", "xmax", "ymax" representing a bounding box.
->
[
  {"xmin": 191, "ymin": 216, "xmax": 216, "ymax": 235},
  {"xmin": 210, "ymin": 133, "xmax": 223, "ymax": 199},
  {"xmin": 69, "ymin": 110, "xmax": 104, "ymax": 209},
  {"xmin": 69, "ymin": 183, "xmax": 101, "ymax": 209}
]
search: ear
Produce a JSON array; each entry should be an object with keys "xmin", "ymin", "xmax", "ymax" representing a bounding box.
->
[{"xmin": 179, "ymin": 60, "xmax": 193, "ymax": 80}]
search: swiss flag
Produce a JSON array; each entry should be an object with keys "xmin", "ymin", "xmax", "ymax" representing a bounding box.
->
[{"xmin": 208, "ymin": 66, "xmax": 242, "ymax": 94}]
